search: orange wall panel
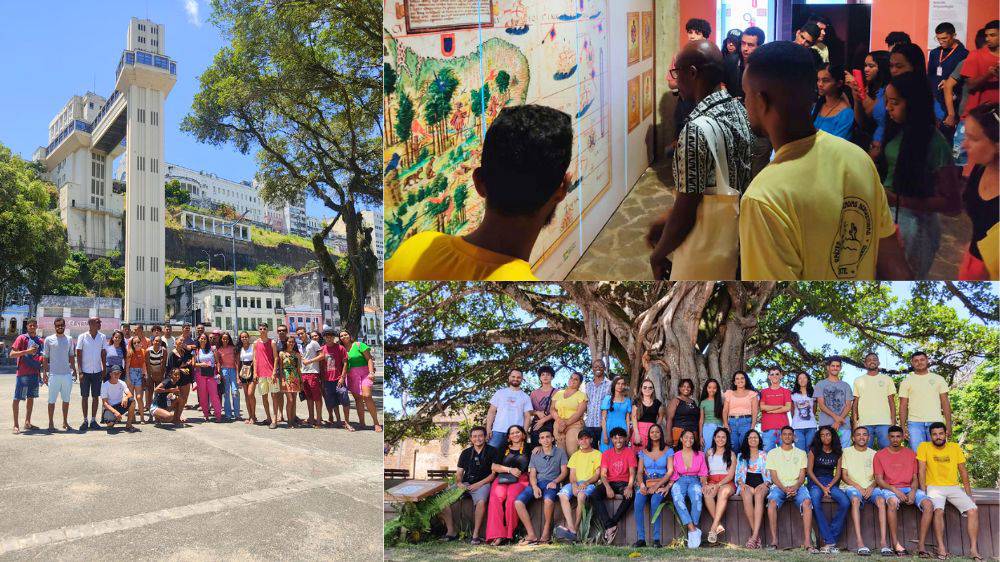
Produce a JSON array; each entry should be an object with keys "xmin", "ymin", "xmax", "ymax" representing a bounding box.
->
[
  {"xmin": 873, "ymin": 0, "xmax": 998, "ymax": 51},
  {"xmin": 968, "ymin": 0, "xmax": 999, "ymax": 47}
]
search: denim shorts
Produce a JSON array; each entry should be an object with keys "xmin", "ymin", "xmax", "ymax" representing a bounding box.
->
[
  {"xmin": 843, "ymin": 486, "xmax": 879, "ymax": 505},
  {"xmin": 128, "ymin": 367, "xmax": 144, "ymax": 387},
  {"xmin": 323, "ymin": 381, "xmax": 350, "ymax": 406},
  {"xmin": 102, "ymin": 398, "xmax": 134, "ymax": 422},
  {"xmin": 767, "ymin": 485, "xmax": 810, "ymax": 511},
  {"xmin": 13, "ymin": 375, "xmax": 39, "ymax": 401},
  {"xmin": 874, "ymin": 487, "xmax": 929, "ymax": 510},
  {"xmin": 516, "ymin": 479, "xmax": 560, "ymax": 503},
  {"xmin": 558, "ymin": 481, "xmax": 597, "ymax": 498}
]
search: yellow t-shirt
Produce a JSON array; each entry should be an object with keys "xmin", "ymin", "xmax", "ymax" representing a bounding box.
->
[
  {"xmin": 567, "ymin": 448, "xmax": 603, "ymax": 482},
  {"xmin": 553, "ymin": 389, "xmax": 588, "ymax": 420},
  {"xmin": 917, "ymin": 441, "xmax": 966, "ymax": 487},
  {"xmin": 385, "ymin": 231, "xmax": 537, "ymax": 281},
  {"xmin": 980, "ymin": 223, "xmax": 999, "ymax": 280},
  {"xmin": 764, "ymin": 446, "xmax": 807, "ymax": 485},
  {"xmin": 839, "ymin": 446, "xmax": 877, "ymax": 489},
  {"xmin": 898, "ymin": 372, "xmax": 948, "ymax": 422},
  {"xmin": 739, "ymin": 131, "xmax": 895, "ymax": 280},
  {"xmin": 853, "ymin": 374, "xmax": 896, "ymax": 427}
]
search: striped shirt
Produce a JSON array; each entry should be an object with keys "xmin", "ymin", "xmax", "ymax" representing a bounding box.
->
[{"xmin": 673, "ymin": 90, "xmax": 753, "ymax": 195}]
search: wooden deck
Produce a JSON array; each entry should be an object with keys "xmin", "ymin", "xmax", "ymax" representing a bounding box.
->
[{"xmin": 429, "ymin": 488, "xmax": 1000, "ymax": 557}]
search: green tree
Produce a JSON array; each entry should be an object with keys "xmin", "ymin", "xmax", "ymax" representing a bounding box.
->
[
  {"xmin": 395, "ymin": 93, "xmax": 414, "ymax": 166},
  {"xmin": 495, "ymin": 69, "xmax": 511, "ymax": 106},
  {"xmin": 453, "ymin": 183, "xmax": 468, "ymax": 223},
  {"xmin": 0, "ymin": 144, "xmax": 70, "ymax": 305},
  {"xmin": 182, "ymin": 0, "xmax": 379, "ymax": 336},
  {"xmin": 424, "ymin": 68, "xmax": 458, "ymax": 153},
  {"xmin": 165, "ymin": 179, "xmax": 191, "ymax": 207},
  {"xmin": 384, "ymin": 62, "xmax": 398, "ymax": 146},
  {"xmin": 470, "ymin": 83, "xmax": 491, "ymax": 132},
  {"xmin": 951, "ymin": 363, "xmax": 999, "ymax": 487},
  {"xmin": 384, "ymin": 282, "xmax": 998, "ymax": 445}
]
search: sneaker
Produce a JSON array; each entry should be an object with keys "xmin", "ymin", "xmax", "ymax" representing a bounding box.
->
[
  {"xmin": 653, "ymin": 540, "xmax": 662, "ymax": 548},
  {"xmin": 632, "ymin": 540, "xmax": 645, "ymax": 548},
  {"xmin": 829, "ymin": 546, "xmax": 840, "ymax": 554},
  {"xmin": 766, "ymin": 543, "xmax": 778, "ymax": 551},
  {"xmin": 89, "ymin": 420, "xmax": 100, "ymax": 430},
  {"xmin": 79, "ymin": 422, "xmax": 89, "ymax": 431},
  {"xmin": 687, "ymin": 529, "xmax": 702, "ymax": 549}
]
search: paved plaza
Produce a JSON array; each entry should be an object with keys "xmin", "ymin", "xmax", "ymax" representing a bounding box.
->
[{"xmin": 0, "ymin": 372, "xmax": 383, "ymax": 560}]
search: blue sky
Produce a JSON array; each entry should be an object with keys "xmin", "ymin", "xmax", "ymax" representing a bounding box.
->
[
  {"xmin": 0, "ymin": 0, "xmax": 342, "ymax": 218},
  {"xmin": 385, "ymin": 282, "xmax": 986, "ymax": 412}
]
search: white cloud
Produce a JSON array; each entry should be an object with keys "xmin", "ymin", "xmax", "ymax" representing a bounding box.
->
[{"xmin": 183, "ymin": 0, "xmax": 201, "ymax": 27}]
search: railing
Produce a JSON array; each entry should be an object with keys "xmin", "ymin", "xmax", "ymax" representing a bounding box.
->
[
  {"xmin": 90, "ymin": 89, "xmax": 122, "ymax": 131},
  {"xmin": 46, "ymin": 119, "xmax": 92, "ymax": 156},
  {"xmin": 117, "ymin": 49, "xmax": 177, "ymax": 80}
]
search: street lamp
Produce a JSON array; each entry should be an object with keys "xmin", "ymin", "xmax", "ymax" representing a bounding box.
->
[
  {"xmin": 213, "ymin": 253, "xmax": 226, "ymax": 271},
  {"xmin": 200, "ymin": 250, "xmax": 212, "ymax": 273},
  {"xmin": 226, "ymin": 210, "xmax": 250, "ymax": 333}
]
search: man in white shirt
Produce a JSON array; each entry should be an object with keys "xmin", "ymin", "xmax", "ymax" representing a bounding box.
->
[
  {"xmin": 42, "ymin": 318, "xmax": 77, "ymax": 432},
  {"xmin": 485, "ymin": 369, "xmax": 533, "ymax": 450},
  {"xmin": 75, "ymin": 317, "xmax": 107, "ymax": 431},
  {"xmin": 101, "ymin": 365, "xmax": 135, "ymax": 431}
]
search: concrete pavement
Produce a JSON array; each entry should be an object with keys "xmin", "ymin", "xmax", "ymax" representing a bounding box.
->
[{"xmin": 0, "ymin": 373, "xmax": 383, "ymax": 560}]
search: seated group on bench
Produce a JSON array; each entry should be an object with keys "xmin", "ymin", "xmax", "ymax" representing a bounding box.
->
[{"xmin": 434, "ymin": 361, "xmax": 982, "ymax": 559}]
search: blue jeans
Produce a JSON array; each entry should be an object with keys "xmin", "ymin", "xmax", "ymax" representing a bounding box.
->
[
  {"xmin": 728, "ymin": 416, "xmax": 752, "ymax": 452},
  {"xmin": 897, "ymin": 207, "xmax": 941, "ymax": 279},
  {"xmin": 671, "ymin": 476, "xmax": 703, "ymax": 526},
  {"xmin": 701, "ymin": 422, "xmax": 720, "ymax": 450},
  {"xmin": 794, "ymin": 427, "xmax": 817, "ymax": 451},
  {"xmin": 767, "ymin": 484, "xmax": 811, "ymax": 511},
  {"xmin": 515, "ymin": 479, "xmax": 559, "ymax": 504},
  {"xmin": 907, "ymin": 422, "xmax": 936, "ymax": 451},
  {"xmin": 634, "ymin": 489, "xmax": 668, "ymax": 541},
  {"xmin": 809, "ymin": 475, "xmax": 850, "ymax": 546},
  {"xmin": 13, "ymin": 375, "xmax": 39, "ymax": 401},
  {"xmin": 488, "ymin": 431, "xmax": 507, "ymax": 450},
  {"xmin": 834, "ymin": 425, "xmax": 852, "ymax": 449},
  {"xmin": 761, "ymin": 428, "xmax": 783, "ymax": 452},
  {"xmin": 864, "ymin": 424, "xmax": 891, "ymax": 451},
  {"xmin": 221, "ymin": 367, "xmax": 239, "ymax": 418}
]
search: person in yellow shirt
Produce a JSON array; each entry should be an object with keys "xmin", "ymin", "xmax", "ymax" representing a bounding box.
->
[
  {"xmin": 898, "ymin": 351, "xmax": 952, "ymax": 451},
  {"xmin": 764, "ymin": 426, "xmax": 814, "ymax": 551},
  {"xmin": 851, "ymin": 352, "xmax": 897, "ymax": 450},
  {"xmin": 552, "ymin": 372, "xmax": 588, "ymax": 456},
  {"xmin": 384, "ymin": 105, "xmax": 573, "ymax": 281},
  {"xmin": 839, "ymin": 427, "xmax": 887, "ymax": 556},
  {"xmin": 554, "ymin": 431, "xmax": 602, "ymax": 542},
  {"xmin": 738, "ymin": 41, "xmax": 911, "ymax": 280},
  {"xmin": 917, "ymin": 422, "xmax": 980, "ymax": 561}
]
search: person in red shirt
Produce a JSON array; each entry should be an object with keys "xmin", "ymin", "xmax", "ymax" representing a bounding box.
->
[
  {"xmin": 318, "ymin": 327, "xmax": 350, "ymax": 429},
  {"xmin": 592, "ymin": 427, "xmax": 637, "ymax": 544},
  {"xmin": 873, "ymin": 425, "xmax": 934, "ymax": 556},
  {"xmin": 759, "ymin": 368, "xmax": 792, "ymax": 452},
  {"xmin": 960, "ymin": 20, "xmax": 999, "ymax": 115},
  {"xmin": 9, "ymin": 319, "xmax": 44, "ymax": 434}
]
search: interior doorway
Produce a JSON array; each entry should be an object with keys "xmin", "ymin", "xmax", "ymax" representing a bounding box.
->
[{"xmin": 788, "ymin": 1, "xmax": 872, "ymax": 71}]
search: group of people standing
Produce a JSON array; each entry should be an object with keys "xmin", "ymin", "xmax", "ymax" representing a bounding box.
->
[
  {"xmin": 434, "ymin": 354, "xmax": 981, "ymax": 559},
  {"xmin": 9, "ymin": 317, "xmax": 381, "ymax": 433}
]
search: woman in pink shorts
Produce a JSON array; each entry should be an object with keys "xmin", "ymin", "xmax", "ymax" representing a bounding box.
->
[{"xmin": 339, "ymin": 330, "xmax": 381, "ymax": 432}]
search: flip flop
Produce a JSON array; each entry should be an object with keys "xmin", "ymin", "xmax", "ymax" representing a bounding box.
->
[
  {"xmin": 12, "ymin": 427, "xmax": 19, "ymax": 434},
  {"xmin": 24, "ymin": 424, "xmax": 39, "ymax": 430}
]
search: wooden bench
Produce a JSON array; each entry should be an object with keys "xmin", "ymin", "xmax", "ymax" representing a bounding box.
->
[
  {"xmin": 440, "ymin": 488, "xmax": 999, "ymax": 557},
  {"xmin": 427, "ymin": 469, "xmax": 457, "ymax": 480},
  {"xmin": 385, "ymin": 468, "xmax": 410, "ymax": 480}
]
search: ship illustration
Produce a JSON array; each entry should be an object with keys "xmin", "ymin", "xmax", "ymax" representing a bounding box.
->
[
  {"xmin": 576, "ymin": 84, "xmax": 593, "ymax": 118},
  {"xmin": 553, "ymin": 48, "xmax": 578, "ymax": 81},
  {"xmin": 504, "ymin": 1, "xmax": 529, "ymax": 35}
]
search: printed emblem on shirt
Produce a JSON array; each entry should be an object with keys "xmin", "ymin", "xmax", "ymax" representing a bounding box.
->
[{"xmin": 830, "ymin": 196, "xmax": 874, "ymax": 278}]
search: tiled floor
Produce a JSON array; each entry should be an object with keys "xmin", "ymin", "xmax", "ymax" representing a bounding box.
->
[{"xmin": 568, "ymin": 161, "xmax": 972, "ymax": 281}]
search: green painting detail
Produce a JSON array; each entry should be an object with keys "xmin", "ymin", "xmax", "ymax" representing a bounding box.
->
[{"xmin": 384, "ymin": 36, "xmax": 530, "ymax": 258}]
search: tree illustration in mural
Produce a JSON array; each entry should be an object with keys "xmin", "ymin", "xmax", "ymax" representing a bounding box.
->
[
  {"xmin": 395, "ymin": 92, "xmax": 414, "ymax": 167},
  {"xmin": 384, "ymin": 63, "xmax": 398, "ymax": 146},
  {"xmin": 424, "ymin": 68, "xmax": 459, "ymax": 154},
  {"xmin": 470, "ymin": 83, "xmax": 491, "ymax": 133},
  {"xmin": 453, "ymin": 183, "xmax": 469, "ymax": 223}
]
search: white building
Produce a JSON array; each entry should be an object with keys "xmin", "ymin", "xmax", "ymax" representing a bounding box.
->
[
  {"xmin": 39, "ymin": 17, "xmax": 176, "ymax": 324},
  {"xmin": 164, "ymin": 163, "xmax": 265, "ymax": 225},
  {"xmin": 167, "ymin": 280, "xmax": 286, "ymax": 333}
]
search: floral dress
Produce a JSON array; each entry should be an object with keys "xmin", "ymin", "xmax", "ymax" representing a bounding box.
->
[{"xmin": 281, "ymin": 353, "xmax": 301, "ymax": 392}]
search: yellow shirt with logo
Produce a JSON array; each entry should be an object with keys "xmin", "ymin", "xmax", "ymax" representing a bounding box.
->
[
  {"xmin": 917, "ymin": 442, "xmax": 965, "ymax": 487},
  {"xmin": 739, "ymin": 131, "xmax": 896, "ymax": 280},
  {"xmin": 898, "ymin": 372, "xmax": 948, "ymax": 422},
  {"xmin": 567, "ymin": 448, "xmax": 603, "ymax": 481},
  {"xmin": 553, "ymin": 389, "xmax": 588, "ymax": 420},
  {"xmin": 385, "ymin": 231, "xmax": 537, "ymax": 281},
  {"xmin": 839, "ymin": 446, "xmax": 877, "ymax": 489},
  {"xmin": 853, "ymin": 374, "xmax": 896, "ymax": 427}
]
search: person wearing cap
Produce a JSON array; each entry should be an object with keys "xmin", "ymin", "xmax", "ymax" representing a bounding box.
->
[
  {"xmin": 101, "ymin": 365, "xmax": 136, "ymax": 431},
  {"xmin": 318, "ymin": 327, "xmax": 350, "ymax": 428}
]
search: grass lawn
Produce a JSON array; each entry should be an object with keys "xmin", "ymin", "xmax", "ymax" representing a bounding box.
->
[
  {"xmin": 250, "ymin": 225, "xmax": 315, "ymax": 249},
  {"xmin": 386, "ymin": 542, "xmax": 985, "ymax": 561}
]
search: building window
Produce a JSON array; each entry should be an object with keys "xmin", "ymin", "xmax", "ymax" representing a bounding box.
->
[
  {"xmin": 266, "ymin": 298, "xmax": 272, "ymax": 309},
  {"xmin": 91, "ymin": 153, "xmax": 106, "ymax": 209},
  {"xmin": 226, "ymin": 317, "xmax": 232, "ymax": 330},
  {"xmin": 215, "ymin": 295, "xmax": 221, "ymax": 307},
  {"xmin": 275, "ymin": 299, "xmax": 281, "ymax": 309}
]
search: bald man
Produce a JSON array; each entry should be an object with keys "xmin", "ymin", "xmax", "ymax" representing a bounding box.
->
[
  {"xmin": 738, "ymin": 41, "xmax": 911, "ymax": 281},
  {"xmin": 649, "ymin": 40, "xmax": 753, "ymax": 280}
]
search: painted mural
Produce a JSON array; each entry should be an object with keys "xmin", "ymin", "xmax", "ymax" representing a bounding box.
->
[{"xmin": 383, "ymin": 0, "xmax": 612, "ymax": 272}]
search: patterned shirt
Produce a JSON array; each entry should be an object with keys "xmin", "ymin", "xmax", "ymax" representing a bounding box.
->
[
  {"xmin": 735, "ymin": 450, "xmax": 771, "ymax": 493},
  {"xmin": 584, "ymin": 378, "xmax": 612, "ymax": 427},
  {"xmin": 673, "ymin": 90, "xmax": 753, "ymax": 195}
]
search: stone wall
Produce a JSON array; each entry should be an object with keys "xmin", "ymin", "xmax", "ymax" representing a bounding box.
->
[{"xmin": 164, "ymin": 227, "xmax": 316, "ymax": 271}]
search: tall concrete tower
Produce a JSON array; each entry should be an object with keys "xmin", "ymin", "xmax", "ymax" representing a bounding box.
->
[
  {"xmin": 117, "ymin": 18, "xmax": 176, "ymax": 323},
  {"xmin": 41, "ymin": 18, "xmax": 175, "ymax": 323}
]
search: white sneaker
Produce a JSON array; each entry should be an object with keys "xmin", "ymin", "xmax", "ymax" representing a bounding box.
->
[{"xmin": 687, "ymin": 529, "xmax": 702, "ymax": 548}]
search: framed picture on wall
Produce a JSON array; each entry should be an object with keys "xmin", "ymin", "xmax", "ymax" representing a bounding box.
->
[
  {"xmin": 641, "ymin": 11, "xmax": 653, "ymax": 60},
  {"xmin": 627, "ymin": 75, "xmax": 641, "ymax": 132},
  {"xmin": 627, "ymin": 12, "xmax": 640, "ymax": 66},
  {"xmin": 641, "ymin": 69, "xmax": 653, "ymax": 118}
]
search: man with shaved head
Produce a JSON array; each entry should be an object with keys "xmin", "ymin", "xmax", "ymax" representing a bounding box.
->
[
  {"xmin": 738, "ymin": 41, "xmax": 911, "ymax": 280},
  {"xmin": 650, "ymin": 39, "xmax": 752, "ymax": 280}
]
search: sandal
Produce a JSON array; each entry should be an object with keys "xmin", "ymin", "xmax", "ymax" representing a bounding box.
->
[
  {"xmin": 880, "ymin": 547, "xmax": 894, "ymax": 556},
  {"xmin": 895, "ymin": 548, "xmax": 909, "ymax": 556},
  {"xmin": 24, "ymin": 424, "xmax": 39, "ymax": 430},
  {"xmin": 470, "ymin": 537, "xmax": 483, "ymax": 545},
  {"xmin": 858, "ymin": 547, "xmax": 872, "ymax": 556},
  {"xmin": 515, "ymin": 538, "xmax": 536, "ymax": 546}
]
